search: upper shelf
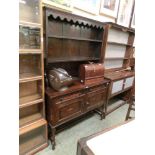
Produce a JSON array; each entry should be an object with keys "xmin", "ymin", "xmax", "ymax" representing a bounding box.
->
[
  {"xmin": 105, "ymin": 57, "xmax": 128, "ymax": 60},
  {"xmin": 19, "ymin": 74, "xmax": 42, "ymax": 83},
  {"xmin": 19, "ymin": 21, "xmax": 41, "ymax": 28},
  {"xmin": 48, "ymin": 35, "xmax": 102, "ymax": 43},
  {"xmin": 19, "ymin": 49, "xmax": 42, "ymax": 54},
  {"xmin": 107, "ymin": 41, "xmax": 132, "ymax": 46},
  {"xmin": 47, "ymin": 57, "xmax": 100, "ymax": 63}
]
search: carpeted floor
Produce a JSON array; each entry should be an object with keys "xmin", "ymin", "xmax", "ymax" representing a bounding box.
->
[{"xmin": 37, "ymin": 99, "xmax": 134, "ymax": 155}]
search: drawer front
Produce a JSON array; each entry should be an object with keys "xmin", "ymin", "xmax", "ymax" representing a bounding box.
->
[
  {"xmin": 111, "ymin": 79, "xmax": 124, "ymax": 94},
  {"xmin": 86, "ymin": 88, "xmax": 107, "ymax": 111},
  {"xmin": 51, "ymin": 92, "xmax": 82, "ymax": 103},
  {"xmin": 89, "ymin": 83, "xmax": 107, "ymax": 92},
  {"xmin": 124, "ymin": 76, "xmax": 134, "ymax": 89},
  {"xmin": 56, "ymin": 96, "xmax": 84, "ymax": 123}
]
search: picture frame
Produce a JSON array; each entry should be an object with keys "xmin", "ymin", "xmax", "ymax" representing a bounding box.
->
[
  {"xmin": 100, "ymin": 0, "xmax": 120, "ymax": 18},
  {"xmin": 117, "ymin": 0, "xmax": 134, "ymax": 27},
  {"xmin": 73, "ymin": 0, "xmax": 101, "ymax": 15},
  {"xmin": 42, "ymin": 0, "xmax": 73, "ymax": 12},
  {"xmin": 131, "ymin": 6, "xmax": 135, "ymax": 29}
]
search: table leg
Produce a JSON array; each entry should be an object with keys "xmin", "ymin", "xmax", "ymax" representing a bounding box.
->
[{"xmin": 49, "ymin": 124, "xmax": 56, "ymax": 150}]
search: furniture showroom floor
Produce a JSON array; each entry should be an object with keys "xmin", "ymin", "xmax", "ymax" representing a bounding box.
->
[{"xmin": 37, "ymin": 99, "xmax": 135, "ymax": 155}]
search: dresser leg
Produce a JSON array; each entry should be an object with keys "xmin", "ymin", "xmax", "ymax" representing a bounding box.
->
[
  {"xmin": 51, "ymin": 127, "xmax": 56, "ymax": 150},
  {"xmin": 101, "ymin": 105, "xmax": 106, "ymax": 120},
  {"xmin": 49, "ymin": 124, "xmax": 56, "ymax": 150}
]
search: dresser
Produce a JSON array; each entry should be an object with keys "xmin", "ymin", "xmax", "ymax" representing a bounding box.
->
[{"xmin": 46, "ymin": 80, "xmax": 109, "ymax": 149}]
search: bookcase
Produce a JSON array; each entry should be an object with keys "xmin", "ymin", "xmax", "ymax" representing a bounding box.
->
[
  {"xmin": 19, "ymin": 0, "xmax": 48, "ymax": 154},
  {"xmin": 101, "ymin": 23, "xmax": 135, "ymax": 115},
  {"xmin": 102, "ymin": 23, "xmax": 135, "ymax": 71},
  {"xmin": 44, "ymin": 7, "xmax": 109, "ymax": 149},
  {"xmin": 44, "ymin": 8, "xmax": 104, "ymax": 63}
]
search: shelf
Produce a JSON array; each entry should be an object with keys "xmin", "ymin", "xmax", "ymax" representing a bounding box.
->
[
  {"xmin": 19, "ymin": 94, "xmax": 43, "ymax": 108},
  {"xmin": 20, "ymin": 113, "xmax": 43, "ymax": 128},
  {"xmin": 48, "ymin": 35, "xmax": 102, "ymax": 43},
  {"xmin": 19, "ymin": 49, "xmax": 42, "ymax": 54},
  {"xmin": 48, "ymin": 57, "xmax": 100, "ymax": 63},
  {"xmin": 19, "ymin": 74, "xmax": 42, "ymax": 83},
  {"xmin": 20, "ymin": 119, "xmax": 46, "ymax": 135},
  {"xmin": 106, "ymin": 99, "xmax": 126, "ymax": 115},
  {"xmin": 105, "ymin": 57, "xmax": 128, "ymax": 60},
  {"xmin": 19, "ymin": 21, "xmax": 41, "ymax": 28},
  {"xmin": 107, "ymin": 41, "xmax": 132, "ymax": 46}
]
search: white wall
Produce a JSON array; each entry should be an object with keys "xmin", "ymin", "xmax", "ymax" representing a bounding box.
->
[
  {"xmin": 72, "ymin": 7, "xmax": 115, "ymax": 23},
  {"xmin": 42, "ymin": 0, "xmax": 115, "ymax": 23}
]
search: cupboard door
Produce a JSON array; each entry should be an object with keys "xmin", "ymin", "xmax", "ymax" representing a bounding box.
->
[
  {"xmin": 111, "ymin": 79, "xmax": 124, "ymax": 94},
  {"xmin": 19, "ymin": 26, "xmax": 41, "ymax": 49},
  {"xmin": 19, "ymin": 54, "xmax": 42, "ymax": 79},
  {"xmin": 19, "ymin": 0, "xmax": 40, "ymax": 23},
  {"xmin": 86, "ymin": 88, "xmax": 107, "ymax": 111},
  {"xmin": 55, "ymin": 95, "xmax": 84, "ymax": 123},
  {"xmin": 124, "ymin": 76, "xmax": 134, "ymax": 89}
]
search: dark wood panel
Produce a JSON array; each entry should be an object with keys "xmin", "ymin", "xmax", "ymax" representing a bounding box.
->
[
  {"xmin": 48, "ymin": 38, "xmax": 63, "ymax": 59},
  {"xmin": 63, "ymin": 22, "xmax": 81, "ymax": 38},
  {"xmin": 86, "ymin": 88, "xmax": 107, "ymax": 111},
  {"xmin": 48, "ymin": 19, "xmax": 62, "ymax": 36}
]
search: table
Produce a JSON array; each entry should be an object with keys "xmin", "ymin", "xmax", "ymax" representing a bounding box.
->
[{"xmin": 77, "ymin": 119, "xmax": 135, "ymax": 155}]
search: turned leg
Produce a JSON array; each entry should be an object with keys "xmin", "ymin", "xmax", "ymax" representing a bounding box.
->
[
  {"xmin": 101, "ymin": 105, "xmax": 105, "ymax": 120},
  {"xmin": 49, "ymin": 124, "xmax": 56, "ymax": 150},
  {"xmin": 51, "ymin": 127, "xmax": 56, "ymax": 150}
]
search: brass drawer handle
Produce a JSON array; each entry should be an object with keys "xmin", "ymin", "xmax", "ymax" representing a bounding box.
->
[{"xmin": 60, "ymin": 98, "xmax": 64, "ymax": 101}]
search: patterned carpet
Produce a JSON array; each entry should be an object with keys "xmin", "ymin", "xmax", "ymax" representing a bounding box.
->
[{"xmin": 37, "ymin": 99, "xmax": 134, "ymax": 155}]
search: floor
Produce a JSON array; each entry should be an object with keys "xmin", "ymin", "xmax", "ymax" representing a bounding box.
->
[{"xmin": 37, "ymin": 99, "xmax": 134, "ymax": 155}]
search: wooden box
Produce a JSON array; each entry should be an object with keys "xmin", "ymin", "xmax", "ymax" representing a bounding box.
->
[{"xmin": 79, "ymin": 63, "xmax": 104, "ymax": 84}]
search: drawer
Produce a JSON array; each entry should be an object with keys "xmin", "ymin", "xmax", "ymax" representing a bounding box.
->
[
  {"xmin": 89, "ymin": 83, "xmax": 107, "ymax": 92},
  {"xmin": 19, "ymin": 121, "xmax": 47, "ymax": 155},
  {"xmin": 55, "ymin": 95, "xmax": 84, "ymax": 123},
  {"xmin": 124, "ymin": 76, "xmax": 134, "ymax": 89},
  {"xmin": 111, "ymin": 79, "xmax": 124, "ymax": 94},
  {"xmin": 51, "ymin": 92, "xmax": 82, "ymax": 103},
  {"xmin": 86, "ymin": 88, "xmax": 107, "ymax": 111}
]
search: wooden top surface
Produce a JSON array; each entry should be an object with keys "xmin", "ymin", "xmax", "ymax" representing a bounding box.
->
[
  {"xmin": 103, "ymin": 22, "xmax": 135, "ymax": 33},
  {"xmin": 104, "ymin": 70, "xmax": 135, "ymax": 81},
  {"xmin": 46, "ymin": 79, "xmax": 109, "ymax": 98},
  {"xmin": 77, "ymin": 119, "xmax": 134, "ymax": 155}
]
